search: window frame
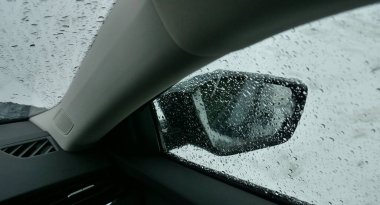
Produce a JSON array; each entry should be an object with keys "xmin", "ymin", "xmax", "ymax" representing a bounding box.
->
[{"xmin": 147, "ymin": 104, "xmax": 310, "ymax": 205}]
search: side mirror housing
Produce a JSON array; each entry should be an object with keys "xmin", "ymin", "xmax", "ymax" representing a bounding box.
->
[{"xmin": 154, "ymin": 70, "xmax": 307, "ymax": 156}]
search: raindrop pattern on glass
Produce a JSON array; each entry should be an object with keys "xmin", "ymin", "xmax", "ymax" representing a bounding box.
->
[
  {"xmin": 155, "ymin": 4, "xmax": 380, "ymax": 205},
  {"xmin": 0, "ymin": 0, "xmax": 115, "ymax": 112}
]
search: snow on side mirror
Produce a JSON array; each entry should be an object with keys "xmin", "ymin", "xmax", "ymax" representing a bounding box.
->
[{"xmin": 153, "ymin": 70, "xmax": 308, "ymax": 156}]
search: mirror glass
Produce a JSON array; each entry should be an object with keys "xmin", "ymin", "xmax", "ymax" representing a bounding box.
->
[{"xmin": 193, "ymin": 76, "xmax": 295, "ymax": 151}]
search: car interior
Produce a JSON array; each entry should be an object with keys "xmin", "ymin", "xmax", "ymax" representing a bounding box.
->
[{"xmin": 0, "ymin": 0, "xmax": 378, "ymax": 204}]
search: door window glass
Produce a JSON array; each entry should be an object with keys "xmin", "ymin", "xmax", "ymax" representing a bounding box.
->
[{"xmin": 153, "ymin": 4, "xmax": 380, "ymax": 205}]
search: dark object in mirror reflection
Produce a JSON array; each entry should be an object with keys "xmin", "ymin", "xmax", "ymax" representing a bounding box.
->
[{"xmin": 153, "ymin": 70, "xmax": 308, "ymax": 156}]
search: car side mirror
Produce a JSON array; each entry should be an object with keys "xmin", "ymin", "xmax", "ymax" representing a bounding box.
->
[{"xmin": 153, "ymin": 70, "xmax": 308, "ymax": 156}]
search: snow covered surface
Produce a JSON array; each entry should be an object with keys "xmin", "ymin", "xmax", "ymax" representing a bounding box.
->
[
  {"xmin": 0, "ymin": 0, "xmax": 115, "ymax": 109},
  {"xmin": 166, "ymin": 4, "xmax": 380, "ymax": 205}
]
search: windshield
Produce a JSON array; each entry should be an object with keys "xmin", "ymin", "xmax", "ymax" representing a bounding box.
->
[{"xmin": 0, "ymin": 0, "xmax": 115, "ymax": 123}]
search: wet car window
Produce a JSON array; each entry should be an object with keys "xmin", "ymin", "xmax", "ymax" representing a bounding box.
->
[
  {"xmin": 153, "ymin": 4, "xmax": 380, "ymax": 205},
  {"xmin": 0, "ymin": 0, "xmax": 115, "ymax": 122}
]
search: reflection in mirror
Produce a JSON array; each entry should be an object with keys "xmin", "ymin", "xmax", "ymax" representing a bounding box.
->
[
  {"xmin": 196, "ymin": 80, "xmax": 295, "ymax": 151},
  {"xmin": 154, "ymin": 70, "xmax": 307, "ymax": 155}
]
